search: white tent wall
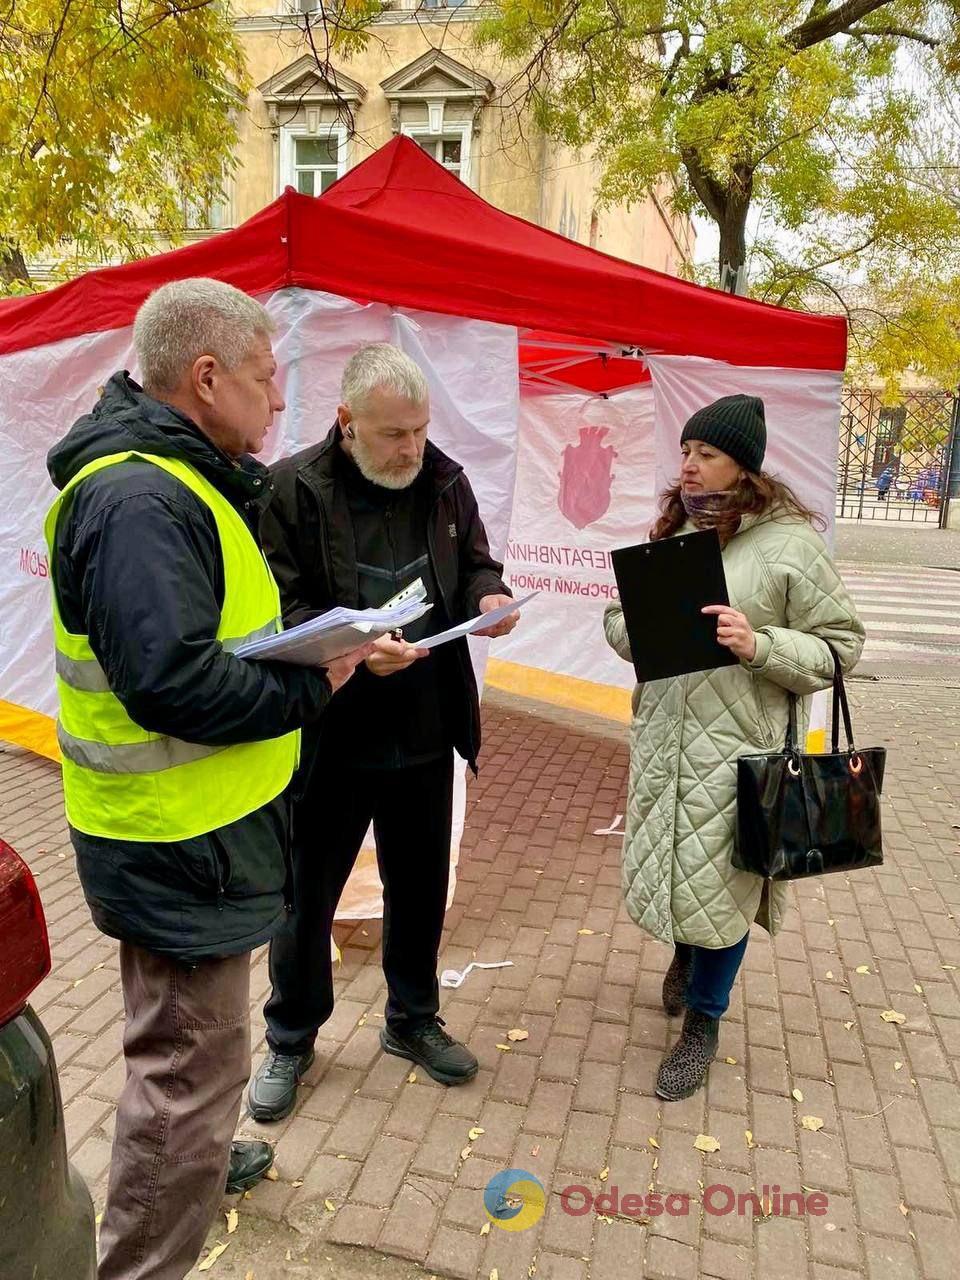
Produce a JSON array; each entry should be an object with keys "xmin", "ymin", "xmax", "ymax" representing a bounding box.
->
[
  {"xmin": 0, "ymin": 289, "xmax": 520, "ymax": 920},
  {"xmin": 490, "ymin": 386, "xmax": 656, "ymax": 720},
  {"xmin": 490, "ymin": 357, "xmax": 843, "ymax": 742}
]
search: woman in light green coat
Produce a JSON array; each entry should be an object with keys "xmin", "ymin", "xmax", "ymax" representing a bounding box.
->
[{"xmin": 603, "ymin": 394, "xmax": 865, "ymax": 1101}]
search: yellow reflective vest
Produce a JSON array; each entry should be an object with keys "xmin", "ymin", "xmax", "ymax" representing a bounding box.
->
[{"xmin": 45, "ymin": 451, "xmax": 299, "ymax": 842}]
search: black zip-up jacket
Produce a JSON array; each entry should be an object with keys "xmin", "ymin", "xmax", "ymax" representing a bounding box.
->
[
  {"xmin": 46, "ymin": 372, "xmax": 335, "ymax": 963},
  {"xmin": 261, "ymin": 424, "xmax": 510, "ymax": 772}
]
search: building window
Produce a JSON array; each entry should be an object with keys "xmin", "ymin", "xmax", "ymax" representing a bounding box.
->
[
  {"xmin": 401, "ymin": 125, "xmax": 470, "ymax": 183},
  {"xmin": 279, "ymin": 127, "xmax": 346, "ymax": 196},
  {"xmin": 183, "ymin": 194, "xmax": 229, "ymax": 232}
]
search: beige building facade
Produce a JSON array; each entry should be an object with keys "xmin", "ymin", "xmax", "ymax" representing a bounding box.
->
[{"xmin": 216, "ymin": 2, "xmax": 694, "ymax": 276}]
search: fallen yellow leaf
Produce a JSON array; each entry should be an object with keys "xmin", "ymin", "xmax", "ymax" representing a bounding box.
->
[
  {"xmin": 407, "ymin": 1072, "xmax": 417, "ymax": 1083},
  {"xmin": 843, "ymin": 1020, "xmax": 855, "ymax": 1030},
  {"xmin": 826, "ymin": 971, "xmax": 834, "ymax": 980},
  {"xmin": 914, "ymin": 984, "xmax": 924, "ymax": 995},
  {"xmin": 468, "ymin": 1127, "xmax": 485, "ymax": 1141},
  {"xmin": 198, "ymin": 1242, "xmax": 230, "ymax": 1272},
  {"xmin": 292, "ymin": 1179, "xmax": 303, "ymax": 1188},
  {"xmin": 245, "ymin": 1272, "xmax": 255, "ymax": 1280},
  {"xmin": 894, "ymin": 1061, "xmax": 904, "ymax": 1071},
  {"xmin": 507, "ymin": 1028, "xmax": 530, "ymax": 1042},
  {"xmin": 792, "ymin": 1088, "xmax": 804, "ymax": 1103},
  {"xmin": 95, "ymin": 1212, "xmax": 103, "ymax": 1226},
  {"xmin": 480, "ymin": 1222, "xmax": 491, "ymax": 1237},
  {"xmin": 724, "ymin": 1056, "xmax": 737, "ymax": 1065},
  {"xmin": 693, "ymin": 1134, "xmax": 720, "ymax": 1153},
  {"xmin": 490, "ymin": 1270, "xmax": 499, "ymax": 1280},
  {"xmin": 324, "ymin": 1199, "xmax": 336, "ymax": 1213},
  {"xmin": 460, "ymin": 1146, "xmax": 473, "ymax": 1160},
  {"xmin": 648, "ymin": 1137, "xmax": 660, "ymax": 1149},
  {"xmin": 495, "ymin": 1044, "xmax": 511, "ymax": 1052},
  {"xmin": 357, "ymin": 1014, "xmax": 367, "ymax": 1026},
  {"xmin": 745, "ymin": 1130, "xmax": 757, "ymax": 1149},
  {"xmin": 263, "ymin": 1166, "xmax": 279, "ymax": 1181},
  {"xmin": 577, "ymin": 929, "xmax": 595, "ymax": 936},
  {"xmin": 225, "ymin": 1208, "xmax": 238, "ymax": 1235},
  {"xmin": 855, "ymin": 965, "xmax": 871, "ymax": 974},
  {"xmin": 599, "ymin": 1166, "xmax": 609, "ymax": 1181},
  {"xmin": 899, "ymin": 1202, "xmax": 909, "ymax": 1217},
  {"xmin": 801, "ymin": 1116, "xmax": 825, "ymax": 1132},
  {"xmin": 652, "ymin": 1157, "xmax": 659, "ymax": 1171},
  {"xmin": 942, "ymin": 965, "xmax": 957, "ymax": 971},
  {"xmin": 881, "ymin": 1010, "xmax": 907, "ymax": 1024},
  {"xmin": 528, "ymin": 1264, "xmax": 537, "ymax": 1278}
]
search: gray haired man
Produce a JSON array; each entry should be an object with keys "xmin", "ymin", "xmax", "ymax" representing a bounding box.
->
[
  {"xmin": 45, "ymin": 278, "xmax": 369, "ymax": 1279},
  {"xmin": 249, "ymin": 343, "xmax": 520, "ymax": 1121}
]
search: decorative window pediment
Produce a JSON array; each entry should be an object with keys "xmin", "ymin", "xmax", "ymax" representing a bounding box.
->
[
  {"xmin": 381, "ymin": 50, "xmax": 493, "ymax": 135},
  {"xmin": 257, "ymin": 56, "xmax": 366, "ymax": 131}
]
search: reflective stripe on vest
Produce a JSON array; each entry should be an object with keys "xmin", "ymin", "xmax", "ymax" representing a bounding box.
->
[
  {"xmin": 46, "ymin": 451, "xmax": 300, "ymax": 843},
  {"xmin": 53, "ymin": 618, "xmax": 279, "ymax": 694}
]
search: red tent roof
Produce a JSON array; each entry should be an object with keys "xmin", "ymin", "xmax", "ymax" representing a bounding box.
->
[{"xmin": 0, "ymin": 136, "xmax": 846, "ymax": 377}]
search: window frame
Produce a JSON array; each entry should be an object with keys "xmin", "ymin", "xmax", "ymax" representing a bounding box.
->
[
  {"xmin": 400, "ymin": 121, "xmax": 472, "ymax": 186},
  {"xmin": 278, "ymin": 124, "xmax": 348, "ymax": 198}
]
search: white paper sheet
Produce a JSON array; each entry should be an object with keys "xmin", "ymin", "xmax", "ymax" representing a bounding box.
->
[{"xmin": 417, "ymin": 592, "xmax": 538, "ymax": 651}]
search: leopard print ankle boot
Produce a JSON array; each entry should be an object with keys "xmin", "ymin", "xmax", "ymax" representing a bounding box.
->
[
  {"xmin": 661, "ymin": 949, "xmax": 693, "ymax": 1017},
  {"xmin": 655, "ymin": 1008, "xmax": 720, "ymax": 1101}
]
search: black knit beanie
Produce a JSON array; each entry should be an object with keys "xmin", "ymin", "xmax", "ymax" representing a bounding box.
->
[{"xmin": 680, "ymin": 394, "xmax": 767, "ymax": 474}]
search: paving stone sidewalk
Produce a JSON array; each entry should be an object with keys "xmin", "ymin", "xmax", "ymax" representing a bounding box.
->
[{"xmin": 3, "ymin": 680, "xmax": 960, "ymax": 1280}]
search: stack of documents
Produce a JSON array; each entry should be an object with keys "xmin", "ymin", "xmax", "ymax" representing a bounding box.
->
[{"xmin": 236, "ymin": 593, "xmax": 431, "ymax": 667}]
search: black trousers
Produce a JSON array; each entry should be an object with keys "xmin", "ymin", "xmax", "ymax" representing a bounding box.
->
[{"xmin": 264, "ymin": 751, "xmax": 455, "ymax": 1055}]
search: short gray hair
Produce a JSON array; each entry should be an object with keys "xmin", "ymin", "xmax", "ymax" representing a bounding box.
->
[
  {"xmin": 133, "ymin": 277, "xmax": 275, "ymax": 392},
  {"xmin": 341, "ymin": 343, "xmax": 428, "ymax": 412}
]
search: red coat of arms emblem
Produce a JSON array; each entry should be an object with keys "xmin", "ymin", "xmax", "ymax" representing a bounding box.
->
[{"xmin": 557, "ymin": 426, "xmax": 617, "ymax": 529}]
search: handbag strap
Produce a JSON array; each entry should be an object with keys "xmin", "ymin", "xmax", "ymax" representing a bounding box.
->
[
  {"xmin": 828, "ymin": 644, "xmax": 856, "ymax": 753},
  {"xmin": 781, "ymin": 643, "xmax": 856, "ymax": 756}
]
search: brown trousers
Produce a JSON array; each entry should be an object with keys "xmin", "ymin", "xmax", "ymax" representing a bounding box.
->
[{"xmin": 97, "ymin": 944, "xmax": 251, "ymax": 1280}]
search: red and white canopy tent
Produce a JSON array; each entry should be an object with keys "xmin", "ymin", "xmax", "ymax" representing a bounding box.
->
[{"xmin": 0, "ymin": 133, "xmax": 845, "ymax": 775}]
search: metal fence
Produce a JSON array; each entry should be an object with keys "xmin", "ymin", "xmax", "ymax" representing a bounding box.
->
[{"xmin": 836, "ymin": 389, "xmax": 957, "ymax": 524}]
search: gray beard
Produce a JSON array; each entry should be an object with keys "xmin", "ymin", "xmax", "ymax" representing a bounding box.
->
[{"xmin": 351, "ymin": 434, "xmax": 422, "ymax": 490}]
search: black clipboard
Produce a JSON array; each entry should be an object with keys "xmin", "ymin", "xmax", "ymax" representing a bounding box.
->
[{"xmin": 611, "ymin": 528, "xmax": 739, "ymax": 682}]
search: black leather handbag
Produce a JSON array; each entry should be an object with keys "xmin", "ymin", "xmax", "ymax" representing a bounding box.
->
[{"xmin": 733, "ymin": 651, "xmax": 886, "ymax": 881}]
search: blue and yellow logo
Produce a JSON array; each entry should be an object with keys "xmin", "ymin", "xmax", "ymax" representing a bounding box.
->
[{"xmin": 484, "ymin": 1168, "xmax": 546, "ymax": 1232}]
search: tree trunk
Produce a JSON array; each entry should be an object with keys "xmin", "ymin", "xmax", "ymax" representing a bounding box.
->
[
  {"xmin": 717, "ymin": 209, "xmax": 748, "ymax": 279},
  {"xmin": 0, "ymin": 240, "xmax": 31, "ymax": 288},
  {"xmin": 679, "ymin": 146, "xmax": 753, "ymax": 287}
]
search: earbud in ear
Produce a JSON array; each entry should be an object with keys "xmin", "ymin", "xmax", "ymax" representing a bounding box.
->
[{"xmin": 345, "ymin": 426, "xmax": 355, "ymax": 440}]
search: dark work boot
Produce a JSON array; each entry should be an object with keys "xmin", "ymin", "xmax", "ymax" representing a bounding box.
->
[
  {"xmin": 655, "ymin": 1008, "xmax": 720, "ymax": 1102},
  {"xmin": 380, "ymin": 1018, "xmax": 478, "ymax": 1086},
  {"xmin": 661, "ymin": 948, "xmax": 693, "ymax": 1017},
  {"xmin": 247, "ymin": 1049, "xmax": 315, "ymax": 1122},
  {"xmin": 225, "ymin": 1140, "xmax": 274, "ymax": 1194}
]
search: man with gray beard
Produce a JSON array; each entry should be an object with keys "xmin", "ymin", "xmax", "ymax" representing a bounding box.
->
[{"xmin": 249, "ymin": 343, "xmax": 518, "ymax": 1120}]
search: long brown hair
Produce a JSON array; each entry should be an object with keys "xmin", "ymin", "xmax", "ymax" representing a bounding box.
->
[{"xmin": 650, "ymin": 471, "xmax": 826, "ymax": 546}]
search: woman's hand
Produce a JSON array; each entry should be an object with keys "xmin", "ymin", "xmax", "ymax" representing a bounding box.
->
[{"xmin": 702, "ymin": 605, "xmax": 757, "ymax": 663}]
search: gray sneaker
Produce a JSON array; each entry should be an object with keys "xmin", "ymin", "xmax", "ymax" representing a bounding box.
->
[{"xmin": 247, "ymin": 1049, "xmax": 315, "ymax": 1121}]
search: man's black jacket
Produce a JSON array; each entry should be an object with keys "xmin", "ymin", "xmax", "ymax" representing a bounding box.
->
[
  {"xmin": 261, "ymin": 424, "xmax": 509, "ymax": 772},
  {"xmin": 46, "ymin": 372, "xmax": 333, "ymax": 963}
]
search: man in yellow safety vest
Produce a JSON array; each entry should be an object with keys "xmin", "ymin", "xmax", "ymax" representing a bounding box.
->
[{"xmin": 45, "ymin": 277, "xmax": 369, "ymax": 1280}]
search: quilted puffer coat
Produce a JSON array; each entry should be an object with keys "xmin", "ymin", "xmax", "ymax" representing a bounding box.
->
[{"xmin": 603, "ymin": 512, "xmax": 865, "ymax": 948}]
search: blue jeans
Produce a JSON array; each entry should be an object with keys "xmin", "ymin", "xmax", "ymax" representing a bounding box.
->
[{"xmin": 675, "ymin": 933, "xmax": 749, "ymax": 1020}]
